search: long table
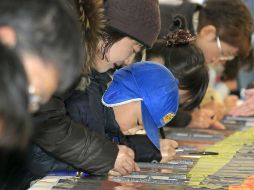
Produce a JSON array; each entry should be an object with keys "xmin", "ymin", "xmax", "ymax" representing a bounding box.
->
[{"xmin": 29, "ymin": 117, "xmax": 254, "ymax": 190}]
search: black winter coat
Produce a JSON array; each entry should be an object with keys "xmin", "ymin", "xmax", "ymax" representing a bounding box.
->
[{"xmin": 31, "ymin": 86, "xmax": 119, "ymax": 175}]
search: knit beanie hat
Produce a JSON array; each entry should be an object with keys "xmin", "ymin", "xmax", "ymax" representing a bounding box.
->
[{"xmin": 104, "ymin": 0, "xmax": 161, "ymax": 48}]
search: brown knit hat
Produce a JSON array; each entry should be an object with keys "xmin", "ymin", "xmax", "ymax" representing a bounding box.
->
[{"xmin": 104, "ymin": 0, "xmax": 161, "ymax": 48}]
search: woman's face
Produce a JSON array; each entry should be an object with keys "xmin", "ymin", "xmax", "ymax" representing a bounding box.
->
[
  {"xmin": 96, "ymin": 37, "xmax": 143, "ymax": 73},
  {"xmin": 112, "ymin": 101, "xmax": 143, "ymax": 135}
]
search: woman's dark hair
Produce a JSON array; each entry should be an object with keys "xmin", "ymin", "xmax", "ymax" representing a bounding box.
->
[
  {"xmin": 221, "ymin": 58, "xmax": 240, "ymax": 81},
  {"xmin": 146, "ymin": 15, "xmax": 209, "ymax": 110},
  {"xmin": 101, "ymin": 26, "xmax": 127, "ymax": 61},
  {"xmin": 0, "ymin": 43, "xmax": 31, "ymax": 150},
  {"xmin": 0, "ymin": 0, "xmax": 83, "ymax": 92}
]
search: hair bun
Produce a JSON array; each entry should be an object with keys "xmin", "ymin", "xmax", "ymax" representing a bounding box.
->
[
  {"xmin": 164, "ymin": 14, "xmax": 195, "ymax": 47},
  {"xmin": 173, "ymin": 15, "xmax": 187, "ymax": 30},
  {"xmin": 164, "ymin": 29, "xmax": 196, "ymax": 47}
]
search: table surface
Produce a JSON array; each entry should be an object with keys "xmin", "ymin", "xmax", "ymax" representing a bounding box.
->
[{"xmin": 29, "ymin": 118, "xmax": 254, "ymax": 190}]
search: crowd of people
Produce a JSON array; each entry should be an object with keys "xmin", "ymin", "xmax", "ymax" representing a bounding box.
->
[{"xmin": 0, "ymin": 0, "xmax": 253, "ymax": 189}]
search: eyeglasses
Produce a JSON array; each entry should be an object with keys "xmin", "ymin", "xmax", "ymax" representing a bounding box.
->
[{"xmin": 216, "ymin": 36, "xmax": 235, "ymax": 61}]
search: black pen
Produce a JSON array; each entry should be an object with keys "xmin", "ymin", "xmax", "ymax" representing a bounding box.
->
[
  {"xmin": 188, "ymin": 151, "xmax": 219, "ymax": 155},
  {"xmin": 160, "ymin": 128, "xmax": 166, "ymax": 139}
]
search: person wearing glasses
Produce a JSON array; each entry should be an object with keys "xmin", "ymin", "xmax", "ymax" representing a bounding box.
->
[
  {"xmin": 196, "ymin": 0, "xmax": 252, "ymax": 65},
  {"xmin": 228, "ymin": 0, "xmax": 254, "ymax": 117},
  {"xmin": 188, "ymin": 0, "xmax": 253, "ymax": 129}
]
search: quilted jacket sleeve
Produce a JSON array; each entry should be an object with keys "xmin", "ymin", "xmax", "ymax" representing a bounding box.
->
[{"xmin": 32, "ymin": 95, "xmax": 118, "ymax": 175}]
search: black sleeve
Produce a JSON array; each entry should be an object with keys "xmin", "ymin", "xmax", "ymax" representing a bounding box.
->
[
  {"xmin": 166, "ymin": 110, "xmax": 192, "ymax": 128},
  {"xmin": 124, "ymin": 135, "xmax": 162, "ymax": 162},
  {"xmin": 65, "ymin": 83, "xmax": 107, "ymax": 136},
  {"xmin": 32, "ymin": 95, "xmax": 118, "ymax": 175}
]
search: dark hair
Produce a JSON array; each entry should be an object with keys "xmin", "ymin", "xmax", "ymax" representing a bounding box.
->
[
  {"xmin": 147, "ymin": 15, "xmax": 209, "ymax": 110},
  {"xmin": 0, "ymin": 43, "xmax": 31, "ymax": 149},
  {"xmin": 221, "ymin": 58, "xmax": 240, "ymax": 81},
  {"xmin": 198, "ymin": 0, "xmax": 253, "ymax": 58},
  {"xmin": 0, "ymin": 0, "xmax": 83, "ymax": 92},
  {"xmin": 101, "ymin": 26, "xmax": 127, "ymax": 61}
]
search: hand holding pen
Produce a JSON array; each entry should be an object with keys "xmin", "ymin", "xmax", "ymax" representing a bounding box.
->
[{"xmin": 159, "ymin": 128, "xmax": 178, "ymax": 163}]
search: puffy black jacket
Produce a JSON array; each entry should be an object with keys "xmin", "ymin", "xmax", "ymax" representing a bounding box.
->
[{"xmin": 31, "ymin": 87, "xmax": 119, "ymax": 175}]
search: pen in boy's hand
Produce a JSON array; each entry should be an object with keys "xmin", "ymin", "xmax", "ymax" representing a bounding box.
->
[{"xmin": 160, "ymin": 128, "xmax": 166, "ymax": 139}]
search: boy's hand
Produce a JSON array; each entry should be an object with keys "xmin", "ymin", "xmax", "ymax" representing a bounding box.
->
[
  {"xmin": 109, "ymin": 145, "xmax": 140, "ymax": 176},
  {"xmin": 160, "ymin": 139, "xmax": 178, "ymax": 163}
]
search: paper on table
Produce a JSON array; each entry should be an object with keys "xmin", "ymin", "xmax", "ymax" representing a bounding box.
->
[{"xmin": 188, "ymin": 127, "xmax": 254, "ymax": 188}]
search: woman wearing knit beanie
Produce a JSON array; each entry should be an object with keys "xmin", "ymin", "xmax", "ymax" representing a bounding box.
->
[
  {"xmin": 89, "ymin": 0, "xmax": 161, "ymax": 74},
  {"xmin": 28, "ymin": 0, "xmax": 162, "ymax": 180},
  {"xmin": 66, "ymin": 0, "xmax": 162, "ymax": 174}
]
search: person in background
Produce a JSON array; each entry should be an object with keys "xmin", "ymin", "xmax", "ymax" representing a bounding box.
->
[
  {"xmin": 146, "ymin": 15, "xmax": 212, "ymax": 129},
  {"xmin": 228, "ymin": 0, "xmax": 254, "ymax": 117},
  {"xmin": 190, "ymin": 0, "xmax": 252, "ymax": 128},
  {"xmin": 236, "ymin": 48, "xmax": 254, "ymax": 93},
  {"xmin": 157, "ymin": 0, "xmax": 252, "ymax": 129},
  {"xmin": 0, "ymin": 43, "xmax": 32, "ymax": 188},
  {"xmin": 0, "ymin": 0, "xmax": 83, "ymax": 106},
  {"xmin": 0, "ymin": 0, "xmax": 84, "ymax": 188},
  {"xmin": 0, "ymin": 43, "xmax": 30, "ymax": 150}
]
